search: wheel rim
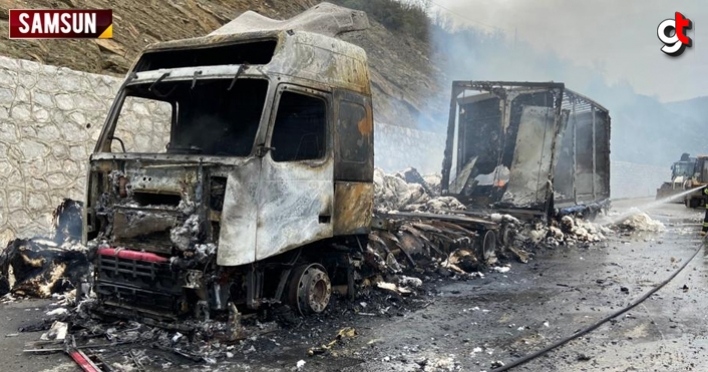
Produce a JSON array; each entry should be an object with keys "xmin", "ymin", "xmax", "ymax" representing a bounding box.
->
[{"xmin": 289, "ymin": 263, "xmax": 332, "ymax": 315}]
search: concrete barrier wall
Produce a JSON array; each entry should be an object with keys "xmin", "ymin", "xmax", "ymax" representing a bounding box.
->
[
  {"xmin": 0, "ymin": 56, "xmax": 670, "ymax": 247},
  {"xmin": 0, "ymin": 57, "xmax": 168, "ymax": 247}
]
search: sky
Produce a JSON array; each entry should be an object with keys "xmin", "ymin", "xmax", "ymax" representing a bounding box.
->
[{"xmin": 430, "ymin": 0, "xmax": 708, "ymax": 103}]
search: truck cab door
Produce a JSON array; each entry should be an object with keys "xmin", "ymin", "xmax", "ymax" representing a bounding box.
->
[{"xmin": 256, "ymin": 84, "xmax": 334, "ymax": 261}]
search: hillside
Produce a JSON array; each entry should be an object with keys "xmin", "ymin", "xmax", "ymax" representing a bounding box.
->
[
  {"xmin": 611, "ymin": 96, "xmax": 705, "ymax": 165},
  {"xmin": 665, "ymin": 96, "xmax": 708, "ymax": 128},
  {"xmin": 0, "ymin": 0, "xmax": 444, "ymax": 127}
]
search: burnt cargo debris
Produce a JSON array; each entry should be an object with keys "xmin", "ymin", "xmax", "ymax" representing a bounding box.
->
[
  {"xmin": 0, "ymin": 199, "xmax": 88, "ymax": 299},
  {"xmin": 373, "ymin": 167, "xmax": 464, "ymax": 214},
  {"xmin": 440, "ymin": 81, "xmax": 611, "ymax": 219}
]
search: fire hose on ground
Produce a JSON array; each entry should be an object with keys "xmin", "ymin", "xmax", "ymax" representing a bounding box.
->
[{"xmin": 491, "ymin": 236, "xmax": 706, "ymax": 372}]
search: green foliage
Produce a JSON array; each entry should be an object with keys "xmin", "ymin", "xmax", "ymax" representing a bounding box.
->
[{"xmin": 331, "ymin": 0, "xmax": 431, "ymax": 42}]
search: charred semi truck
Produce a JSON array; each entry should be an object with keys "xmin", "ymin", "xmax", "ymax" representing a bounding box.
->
[{"xmin": 81, "ymin": 5, "xmax": 374, "ymax": 324}]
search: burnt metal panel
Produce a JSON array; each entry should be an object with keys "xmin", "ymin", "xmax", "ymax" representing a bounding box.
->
[
  {"xmin": 593, "ymin": 109, "xmax": 611, "ymax": 200},
  {"xmin": 504, "ymin": 105, "xmax": 559, "ymax": 208},
  {"xmin": 217, "ymin": 159, "xmax": 261, "ymax": 266},
  {"xmin": 574, "ymin": 110, "xmax": 595, "ymax": 200},
  {"xmin": 332, "ymin": 181, "xmax": 373, "ymax": 235},
  {"xmin": 210, "ymin": 2, "xmax": 370, "ymax": 38},
  {"xmin": 557, "ymin": 90, "xmax": 611, "ymax": 205},
  {"xmin": 256, "ymin": 159, "xmax": 334, "ymax": 261},
  {"xmin": 552, "ymin": 110, "xmax": 574, "ymax": 200},
  {"xmin": 441, "ymin": 81, "xmax": 564, "ymax": 213},
  {"xmin": 112, "ymin": 208, "xmax": 179, "ymax": 254},
  {"xmin": 334, "ymin": 89, "xmax": 374, "ymax": 182},
  {"xmin": 251, "ymin": 84, "xmax": 335, "ymax": 263}
]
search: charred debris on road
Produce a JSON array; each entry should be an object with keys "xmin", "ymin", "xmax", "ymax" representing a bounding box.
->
[
  {"xmin": 1, "ymin": 168, "xmax": 621, "ymax": 370},
  {"xmin": 0, "ymin": 2, "xmax": 631, "ymax": 370}
]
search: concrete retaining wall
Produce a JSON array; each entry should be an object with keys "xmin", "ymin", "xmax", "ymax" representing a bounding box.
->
[
  {"xmin": 0, "ymin": 56, "xmax": 168, "ymax": 247},
  {"xmin": 0, "ymin": 56, "xmax": 671, "ymax": 247}
]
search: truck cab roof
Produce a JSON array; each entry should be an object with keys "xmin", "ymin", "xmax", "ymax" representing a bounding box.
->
[{"xmin": 129, "ymin": 3, "xmax": 372, "ymax": 95}]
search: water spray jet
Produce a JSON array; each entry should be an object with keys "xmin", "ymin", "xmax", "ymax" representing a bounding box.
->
[{"xmin": 602, "ymin": 186, "xmax": 704, "ymax": 226}]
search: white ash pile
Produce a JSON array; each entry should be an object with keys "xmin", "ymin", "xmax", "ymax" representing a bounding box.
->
[
  {"xmin": 423, "ymin": 174, "xmax": 442, "ymax": 195},
  {"xmin": 374, "ymin": 167, "xmax": 464, "ymax": 214},
  {"xmin": 612, "ymin": 209, "xmax": 666, "ymax": 232},
  {"xmin": 521, "ymin": 214, "xmax": 612, "ymax": 248},
  {"xmin": 0, "ymin": 199, "xmax": 88, "ymax": 299}
]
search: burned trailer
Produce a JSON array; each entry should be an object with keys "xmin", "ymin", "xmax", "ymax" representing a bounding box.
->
[
  {"xmin": 440, "ymin": 81, "xmax": 611, "ymax": 220},
  {"xmin": 81, "ymin": 3, "xmax": 375, "ymax": 324}
]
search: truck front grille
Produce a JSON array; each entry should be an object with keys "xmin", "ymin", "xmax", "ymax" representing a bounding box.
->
[{"xmin": 95, "ymin": 247, "xmax": 184, "ymax": 315}]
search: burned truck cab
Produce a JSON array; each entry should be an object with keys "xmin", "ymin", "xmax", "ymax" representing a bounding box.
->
[{"xmin": 82, "ymin": 5, "xmax": 374, "ymax": 320}]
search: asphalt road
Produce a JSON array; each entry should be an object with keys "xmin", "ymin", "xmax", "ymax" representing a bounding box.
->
[{"xmin": 1, "ymin": 198, "xmax": 704, "ymax": 372}]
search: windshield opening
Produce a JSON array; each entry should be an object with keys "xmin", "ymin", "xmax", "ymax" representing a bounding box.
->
[
  {"xmin": 108, "ymin": 78, "xmax": 268, "ymax": 156},
  {"xmin": 674, "ymin": 163, "xmax": 692, "ymax": 176}
]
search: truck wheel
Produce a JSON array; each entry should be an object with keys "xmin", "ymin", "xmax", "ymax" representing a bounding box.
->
[{"xmin": 288, "ymin": 263, "xmax": 332, "ymax": 315}]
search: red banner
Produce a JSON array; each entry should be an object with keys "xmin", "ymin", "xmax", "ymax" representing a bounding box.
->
[{"xmin": 8, "ymin": 9, "xmax": 112, "ymax": 39}]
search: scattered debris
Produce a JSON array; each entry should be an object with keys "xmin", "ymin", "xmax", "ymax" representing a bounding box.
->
[
  {"xmin": 0, "ymin": 200, "xmax": 88, "ymax": 299},
  {"xmin": 40, "ymin": 321, "xmax": 68, "ymax": 341},
  {"xmin": 376, "ymin": 281, "xmax": 412, "ymax": 295},
  {"xmin": 46, "ymin": 307, "xmax": 68, "ymax": 316},
  {"xmin": 307, "ymin": 327, "xmax": 358, "ymax": 356},
  {"xmin": 374, "ymin": 167, "xmax": 466, "ymax": 214},
  {"xmin": 491, "ymin": 360, "xmax": 505, "ymax": 368},
  {"xmin": 531, "ymin": 215, "xmax": 610, "ymax": 247},
  {"xmin": 399, "ymin": 276, "xmax": 423, "ymax": 288}
]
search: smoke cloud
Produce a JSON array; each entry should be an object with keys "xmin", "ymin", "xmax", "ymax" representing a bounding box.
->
[
  {"xmin": 432, "ymin": 0, "xmax": 708, "ymax": 102},
  {"xmin": 425, "ymin": 0, "xmax": 708, "ymax": 167}
]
